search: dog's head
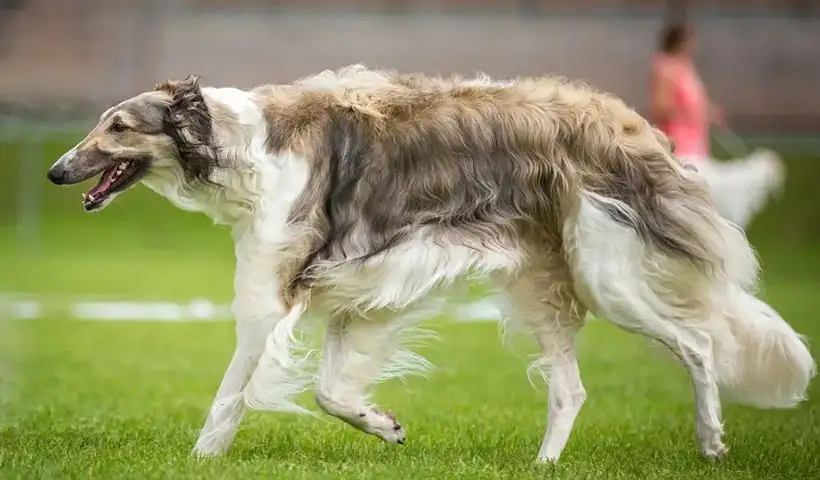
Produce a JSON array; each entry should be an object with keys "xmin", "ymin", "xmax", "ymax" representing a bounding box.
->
[{"xmin": 47, "ymin": 75, "xmax": 217, "ymax": 212}]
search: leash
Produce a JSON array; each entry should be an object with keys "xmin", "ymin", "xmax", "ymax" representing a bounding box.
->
[{"xmin": 713, "ymin": 128, "xmax": 752, "ymax": 159}]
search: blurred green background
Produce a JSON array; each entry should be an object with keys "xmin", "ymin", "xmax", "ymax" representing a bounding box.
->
[{"xmin": 1, "ymin": 128, "xmax": 236, "ymax": 303}]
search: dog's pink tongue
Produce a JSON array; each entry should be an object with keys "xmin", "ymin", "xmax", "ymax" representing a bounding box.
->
[{"xmin": 86, "ymin": 167, "xmax": 118, "ymax": 198}]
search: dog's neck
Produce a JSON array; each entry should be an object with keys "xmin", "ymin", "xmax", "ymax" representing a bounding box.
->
[{"xmin": 143, "ymin": 87, "xmax": 280, "ymax": 231}]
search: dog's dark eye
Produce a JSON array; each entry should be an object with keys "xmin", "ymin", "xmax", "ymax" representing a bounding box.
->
[{"xmin": 109, "ymin": 122, "xmax": 130, "ymax": 133}]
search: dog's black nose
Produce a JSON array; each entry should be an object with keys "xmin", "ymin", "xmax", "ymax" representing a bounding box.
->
[{"xmin": 46, "ymin": 164, "xmax": 67, "ymax": 185}]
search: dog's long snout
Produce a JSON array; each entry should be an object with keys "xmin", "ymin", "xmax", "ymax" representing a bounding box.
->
[
  {"xmin": 46, "ymin": 161, "xmax": 69, "ymax": 185},
  {"xmin": 46, "ymin": 147, "xmax": 109, "ymax": 186},
  {"xmin": 47, "ymin": 149, "xmax": 77, "ymax": 185}
]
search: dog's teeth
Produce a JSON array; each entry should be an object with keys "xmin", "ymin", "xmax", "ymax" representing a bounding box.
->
[{"xmin": 86, "ymin": 194, "xmax": 95, "ymax": 202}]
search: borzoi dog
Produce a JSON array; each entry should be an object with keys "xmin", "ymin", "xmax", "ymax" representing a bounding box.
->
[{"xmin": 46, "ymin": 65, "xmax": 815, "ymax": 464}]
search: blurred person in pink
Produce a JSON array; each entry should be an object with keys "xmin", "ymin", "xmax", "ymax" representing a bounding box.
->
[{"xmin": 650, "ymin": 21, "xmax": 784, "ymax": 229}]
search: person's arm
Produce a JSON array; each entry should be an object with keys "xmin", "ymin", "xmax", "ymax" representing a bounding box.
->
[
  {"xmin": 696, "ymin": 72, "xmax": 727, "ymax": 128},
  {"xmin": 708, "ymin": 101, "xmax": 726, "ymax": 128},
  {"xmin": 651, "ymin": 66, "xmax": 678, "ymax": 124}
]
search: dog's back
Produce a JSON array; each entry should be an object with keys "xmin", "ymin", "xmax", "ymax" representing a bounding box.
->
[
  {"xmin": 258, "ymin": 69, "xmax": 724, "ymax": 290},
  {"xmin": 250, "ymin": 68, "xmax": 812, "ymax": 463}
]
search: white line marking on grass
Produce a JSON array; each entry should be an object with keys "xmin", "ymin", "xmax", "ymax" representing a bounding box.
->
[
  {"xmin": 2, "ymin": 294, "xmax": 504, "ymax": 322},
  {"xmin": 450, "ymin": 299, "xmax": 504, "ymax": 321},
  {"xmin": 11, "ymin": 300, "xmax": 41, "ymax": 320},
  {"xmin": 2, "ymin": 294, "xmax": 599, "ymax": 324},
  {"xmin": 70, "ymin": 298, "xmax": 232, "ymax": 322}
]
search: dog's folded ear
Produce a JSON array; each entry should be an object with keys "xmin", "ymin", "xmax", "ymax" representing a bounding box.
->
[
  {"xmin": 155, "ymin": 75, "xmax": 217, "ymax": 182},
  {"xmin": 155, "ymin": 75, "xmax": 211, "ymax": 143},
  {"xmin": 155, "ymin": 74, "xmax": 202, "ymax": 95}
]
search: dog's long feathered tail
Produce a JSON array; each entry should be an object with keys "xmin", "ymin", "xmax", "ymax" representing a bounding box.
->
[{"xmin": 563, "ymin": 118, "xmax": 815, "ymax": 409}]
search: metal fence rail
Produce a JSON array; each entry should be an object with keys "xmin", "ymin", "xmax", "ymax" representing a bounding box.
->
[{"xmin": 1, "ymin": 2, "xmax": 818, "ymax": 128}]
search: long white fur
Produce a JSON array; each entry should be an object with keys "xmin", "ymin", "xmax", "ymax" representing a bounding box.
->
[
  {"xmin": 142, "ymin": 70, "xmax": 814, "ymax": 463},
  {"xmin": 564, "ymin": 190, "xmax": 815, "ymax": 458},
  {"xmin": 682, "ymin": 149, "xmax": 786, "ymax": 230}
]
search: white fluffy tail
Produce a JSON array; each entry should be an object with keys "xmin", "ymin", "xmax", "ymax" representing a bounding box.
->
[
  {"xmin": 565, "ymin": 190, "xmax": 815, "ymax": 412},
  {"xmin": 697, "ymin": 148, "xmax": 786, "ymax": 229},
  {"xmin": 712, "ymin": 287, "xmax": 816, "ymax": 409}
]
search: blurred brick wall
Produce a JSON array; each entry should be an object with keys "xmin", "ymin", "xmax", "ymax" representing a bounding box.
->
[{"xmin": 0, "ymin": 0, "xmax": 818, "ymax": 132}]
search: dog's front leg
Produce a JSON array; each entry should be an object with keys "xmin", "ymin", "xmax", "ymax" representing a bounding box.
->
[{"xmin": 191, "ymin": 243, "xmax": 291, "ymax": 457}]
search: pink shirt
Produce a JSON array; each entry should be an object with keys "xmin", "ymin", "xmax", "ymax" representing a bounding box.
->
[{"xmin": 652, "ymin": 54, "xmax": 709, "ymax": 159}]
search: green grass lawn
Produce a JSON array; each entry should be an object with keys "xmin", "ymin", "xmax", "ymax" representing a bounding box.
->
[
  {"xmin": 2, "ymin": 277, "xmax": 819, "ymax": 479},
  {"xmin": 2, "ymin": 134, "xmax": 820, "ymax": 478}
]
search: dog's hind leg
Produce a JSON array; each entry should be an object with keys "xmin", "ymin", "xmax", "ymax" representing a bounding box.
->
[
  {"xmin": 314, "ymin": 308, "xmax": 432, "ymax": 445},
  {"xmin": 564, "ymin": 193, "xmax": 728, "ymax": 460},
  {"xmin": 504, "ymin": 266, "xmax": 588, "ymax": 464}
]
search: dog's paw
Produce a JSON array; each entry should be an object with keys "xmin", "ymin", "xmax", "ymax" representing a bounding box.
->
[
  {"xmin": 535, "ymin": 455, "xmax": 560, "ymax": 466},
  {"xmin": 698, "ymin": 423, "xmax": 728, "ymax": 462},
  {"xmin": 362, "ymin": 408, "xmax": 406, "ymax": 445},
  {"xmin": 702, "ymin": 441, "xmax": 729, "ymax": 462},
  {"xmin": 191, "ymin": 445, "xmax": 227, "ymax": 459}
]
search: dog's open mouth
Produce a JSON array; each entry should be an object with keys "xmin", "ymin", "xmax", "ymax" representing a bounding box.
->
[{"xmin": 83, "ymin": 160, "xmax": 146, "ymax": 211}]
